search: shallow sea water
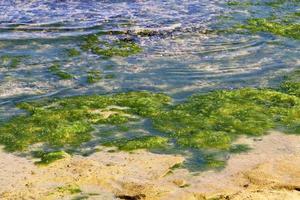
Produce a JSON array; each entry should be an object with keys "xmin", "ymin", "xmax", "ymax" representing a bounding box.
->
[{"xmin": 0, "ymin": 0, "xmax": 300, "ymax": 169}]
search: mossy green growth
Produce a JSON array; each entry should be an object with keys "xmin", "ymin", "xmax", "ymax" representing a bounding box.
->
[
  {"xmin": 57, "ymin": 184, "xmax": 81, "ymax": 194},
  {"xmin": 33, "ymin": 151, "xmax": 68, "ymax": 165},
  {"xmin": 237, "ymin": 18, "xmax": 300, "ymax": 40},
  {"xmin": 202, "ymin": 154, "xmax": 226, "ymax": 169},
  {"xmin": 280, "ymin": 70, "xmax": 300, "ymax": 97},
  {"xmin": 0, "ymin": 91, "xmax": 170, "ymax": 152},
  {"xmin": 103, "ymin": 136, "xmax": 168, "ymax": 151},
  {"xmin": 1, "ymin": 71, "xmax": 300, "ymax": 168},
  {"xmin": 229, "ymin": 144, "xmax": 252, "ymax": 153},
  {"xmin": 67, "ymin": 48, "xmax": 81, "ymax": 57},
  {"xmin": 86, "ymin": 70, "xmax": 102, "ymax": 84},
  {"xmin": 227, "ymin": 0, "xmax": 300, "ymax": 7},
  {"xmin": 49, "ymin": 64, "xmax": 74, "ymax": 80},
  {"xmin": 153, "ymin": 88, "xmax": 300, "ymax": 150},
  {"xmin": 81, "ymin": 34, "xmax": 142, "ymax": 57},
  {"xmin": 0, "ymin": 55, "xmax": 21, "ymax": 68}
]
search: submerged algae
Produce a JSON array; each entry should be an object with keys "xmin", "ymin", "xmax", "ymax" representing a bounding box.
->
[
  {"xmin": 49, "ymin": 64, "xmax": 74, "ymax": 80},
  {"xmin": 86, "ymin": 70, "xmax": 102, "ymax": 84},
  {"xmin": 103, "ymin": 136, "xmax": 168, "ymax": 151},
  {"xmin": 238, "ymin": 18, "xmax": 300, "ymax": 40},
  {"xmin": 0, "ymin": 71, "xmax": 300, "ymax": 167},
  {"xmin": 0, "ymin": 92, "xmax": 170, "ymax": 152},
  {"xmin": 0, "ymin": 55, "xmax": 22, "ymax": 68},
  {"xmin": 224, "ymin": 0, "xmax": 300, "ymax": 40},
  {"xmin": 154, "ymin": 88, "xmax": 300, "ymax": 151},
  {"xmin": 33, "ymin": 151, "xmax": 68, "ymax": 165},
  {"xmin": 81, "ymin": 34, "xmax": 142, "ymax": 57},
  {"xmin": 56, "ymin": 184, "xmax": 82, "ymax": 194},
  {"xmin": 67, "ymin": 48, "xmax": 81, "ymax": 57},
  {"xmin": 227, "ymin": 0, "xmax": 300, "ymax": 7}
]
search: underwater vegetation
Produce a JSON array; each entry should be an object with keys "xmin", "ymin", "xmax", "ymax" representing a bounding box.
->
[
  {"xmin": 103, "ymin": 136, "xmax": 168, "ymax": 151},
  {"xmin": 280, "ymin": 70, "xmax": 300, "ymax": 97},
  {"xmin": 227, "ymin": 0, "xmax": 300, "ymax": 7},
  {"xmin": 153, "ymin": 88, "xmax": 300, "ymax": 151},
  {"xmin": 86, "ymin": 70, "xmax": 102, "ymax": 84},
  {"xmin": 56, "ymin": 184, "xmax": 82, "ymax": 195},
  {"xmin": 49, "ymin": 63, "xmax": 74, "ymax": 80},
  {"xmin": 33, "ymin": 150, "xmax": 68, "ymax": 165},
  {"xmin": 0, "ymin": 70, "xmax": 300, "ymax": 168},
  {"xmin": 0, "ymin": 55, "xmax": 23, "ymax": 68},
  {"xmin": 224, "ymin": 0, "xmax": 300, "ymax": 40},
  {"xmin": 0, "ymin": 92, "xmax": 170, "ymax": 153},
  {"xmin": 80, "ymin": 34, "xmax": 142, "ymax": 57},
  {"xmin": 237, "ymin": 18, "xmax": 300, "ymax": 40},
  {"xmin": 67, "ymin": 48, "xmax": 81, "ymax": 57}
]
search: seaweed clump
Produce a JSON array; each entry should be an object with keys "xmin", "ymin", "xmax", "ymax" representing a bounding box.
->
[
  {"xmin": 238, "ymin": 18, "xmax": 300, "ymax": 40},
  {"xmin": 0, "ymin": 55, "xmax": 22, "ymax": 68},
  {"xmin": 0, "ymin": 92, "xmax": 170, "ymax": 152},
  {"xmin": 227, "ymin": 0, "xmax": 300, "ymax": 8},
  {"xmin": 80, "ymin": 35, "xmax": 142, "ymax": 57},
  {"xmin": 86, "ymin": 70, "xmax": 102, "ymax": 84},
  {"xmin": 280, "ymin": 69, "xmax": 300, "ymax": 97},
  {"xmin": 103, "ymin": 136, "xmax": 168, "ymax": 151},
  {"xmin": 49, "ymin": 64, "xmax": 74, "ymax": 80},
  {"xmin": 153, "ymin": 88, "xmax": 300, "ymax": 150},
  {"xmin": 1, "ymin": 70, "xmax": 300, "ymax": 167},
  {"xmin": 225, "ymin": 0, "xmax": 300, "ymax": 40},
  {"xmin": 67, "ymin": 48, "xmax": 81, "ymax": 57},
  {"xmin": 33, "ymin": 150, "xmax": 68, "ymax": 165}
]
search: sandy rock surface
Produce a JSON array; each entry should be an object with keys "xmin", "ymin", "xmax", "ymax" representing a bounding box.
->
[{"xmin": 0, "ymin": 132, "xmax": 300, "ymax": 200}]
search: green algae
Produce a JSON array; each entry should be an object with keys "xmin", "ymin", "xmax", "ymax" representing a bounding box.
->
[
  {"xmin": 86, "ymin": 70, "xmax": 102, "ymax": 84},
  {"xmin": 153, "ymin": 88, "xmax": 300, "ymax": 151},
  {"xmin": 224, "ymin": 0, "xmax": 300, "ymax": 40},
  {"xmin": 0, "ymin": 70, "xmax": 300, "ymax": 168},
  {"xmin": 0, "ymin": 91, "xmax": 170, "ymax": 153},
  {"xmin": 80, "ymin": 34, "xmax": 142, "ymax": 57},
  {"xmin": 33, "ymin": 151, "xmax": 68, "ymax": 165},
  {"xmin": 227, "ymin": 0, "xmax": 300, "ymax": 7},
  {"xmin": 177, "ymin": 131, "xmax": 231, "ymax": 150},
  {"xmin": 103, "ymin": 136, "xmax": 168, "ymax": 151},
  {"xmin": 280, "ymin": 70, "xmax": 300, "ymax": 97},
  {"xmin": 202, "ymin": 154, "xmax": 226, "ymax": 169},
  {"xmin": 67, "ymin": 48, "xmax": 81, "ymax": 57},
  {"xmin": 237, "ymin": 18, "xmax": 300, "ymax": 40},
  {"xmin": 57, "ymin": 184, "xmax": 81, "ymax": 194},
  {"xmin": 49, "ymin": 64, "xmax": 74, "ymax": 80},
  {"xmin": 229, "ymin": 144, "xmax": 252, "ymax": 153},
  {"xmin": 0, "ymin": 55, "xmax": 22, "ymax": 68}
]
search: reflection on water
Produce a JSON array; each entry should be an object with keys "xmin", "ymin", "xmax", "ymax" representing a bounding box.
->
[{"xmin": 1, "ymin": 0, "xmax": 299, "ymax": 103}]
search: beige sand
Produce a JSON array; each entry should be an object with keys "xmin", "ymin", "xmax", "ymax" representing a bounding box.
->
[{"xmin": 0, "ymin": 131, "xmax": 300, "ymax": 200}]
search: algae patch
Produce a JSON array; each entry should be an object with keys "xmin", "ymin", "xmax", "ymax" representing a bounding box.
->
[
  {"xmin": 33, "ymin": 151, "xmax": 69, "ymax": 165},
  {"xmin": 81, "ymin": 34, "xmax": 142, "ymax": 57},
  {"xmin": 103, "ymin": 136, "xmax": 168, "ymax": 151},
  {"xmin": 237, "ymin": 18, "xmax": 300, "ymax": 40},
  {"xmin": 223, "ymin": 0, "xmax": 300, "ymax": 40},
  {"xmin": 0, "ymin": 92, "xmax": 170, "ymax": 153},
  {"xmin": 86, "ymin": 70, "xmax": 102, "ymax": 84},
  {"xmin": 49, "ymin": 63, "xmax": 74, "ymax": 80},
  {"xmin": 0, "ymin": 55, "xmax": 23, "ymax": 68},
  {"xmin": 0, "ymin": 70, "xmax": 300, "ymax": 168}
]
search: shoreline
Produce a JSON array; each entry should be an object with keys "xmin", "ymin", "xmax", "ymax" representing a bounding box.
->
[{"xmin": 1, "ymin": 131, "xmax": 300, "ymax": 200}]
